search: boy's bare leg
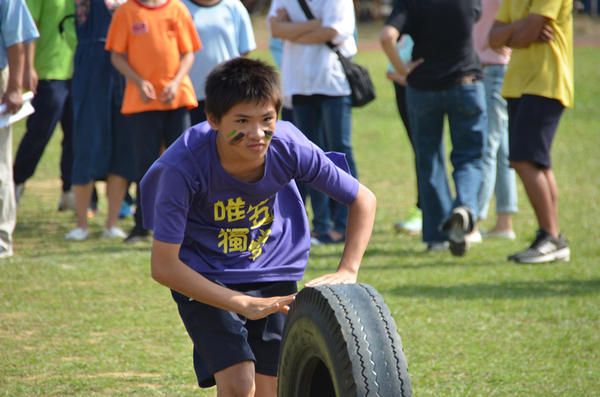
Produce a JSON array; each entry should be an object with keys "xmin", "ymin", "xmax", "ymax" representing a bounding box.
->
[
  {"xmin": 510, "ymin": 160, "xmax": 559, "ymax": 238},
  {"xmin": 214, "ymin": 360, "xmax": 255, "ymax": 397},
  {"xmin": 74, "ymin": 182, "xmax": 94, "ymax": 230},
  {"xmin": 542, "ymin": 167, "xmax": 559, "ymax": 232},
  {"xmin": 255, "ymin": 373, "xmax": 277, "ymax": 397},
  {"xmin": 105, "ymin": 174, "xmax": 128, "ymax": 229}
]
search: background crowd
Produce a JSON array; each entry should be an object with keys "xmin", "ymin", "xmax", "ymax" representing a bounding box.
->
[{"xmin": 1, "ymin": 0, "xmax": 572, "ymax": 265}]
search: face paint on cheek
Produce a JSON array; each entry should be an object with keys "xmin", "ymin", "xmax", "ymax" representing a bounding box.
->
[
  {"xmin": 229, "ymin": 132, "xmax": 246, "ymax": 145},
  {"xmin": 227, "ymin": 130, "xmax": 237, "ymax": 139},
  {"xmin": 264, "ymin": 130, "xmax": 274, "ymax": 140}
]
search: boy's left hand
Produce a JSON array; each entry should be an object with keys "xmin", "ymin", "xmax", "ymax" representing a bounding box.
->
[
  {"xmin": 304, "ymin": 268, "xmax": 357, "ymax": 288},
  {"xmin": 160, "ymin": 81, "xmax": 179, "ymax": 104}
]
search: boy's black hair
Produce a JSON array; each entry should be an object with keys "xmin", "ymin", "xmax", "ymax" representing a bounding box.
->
[{"xmin": 204, "ymin": 57, "xmax": 284, "ymax": 122}]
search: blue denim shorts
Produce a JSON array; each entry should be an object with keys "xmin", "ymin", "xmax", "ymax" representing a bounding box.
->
[
  {"xmin": 507, "ymin": 94, "xmax": 564, "ymax": 169},
  {"xmin": 171, "ymin": 280, "xmax": 297, "ymax": 388}
]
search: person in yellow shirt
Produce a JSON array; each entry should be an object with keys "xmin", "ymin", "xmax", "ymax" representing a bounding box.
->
[{"xmin": 490, "ymin": 0, "xmax": 574, "ymax": 263}]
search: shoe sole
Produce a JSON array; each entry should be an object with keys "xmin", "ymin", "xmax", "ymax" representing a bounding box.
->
[
  {"xmin": 442, "ymin": 209, "xmax": 471, "ymax": 256},
  {"xmin": 515, "ymin": 247, "xmax": 571, "ymax": 263}
]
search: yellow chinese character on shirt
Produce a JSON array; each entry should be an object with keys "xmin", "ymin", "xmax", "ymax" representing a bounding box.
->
[
  {"xmin": 226, "ymin": 198, "xmax": 246, "ymax": 222},
  {"xmin": 218, "ymin": 228, "xmax": 249, "ymax": 253},
  {"xmin": 249, "ymin": 229, "xmax": 272, "ymax": 260},
  {"xmin": 214, "ymin": 200, "xmax": 226, "ymax": 221},
  {"xmin": 248, "ymin": 199, "xmax": 274, "ymax": 229}
]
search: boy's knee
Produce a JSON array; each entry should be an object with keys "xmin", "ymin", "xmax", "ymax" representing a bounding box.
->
[{"xmin": 215, "ymin": 360, "xmax": 256, "ymax": 397}]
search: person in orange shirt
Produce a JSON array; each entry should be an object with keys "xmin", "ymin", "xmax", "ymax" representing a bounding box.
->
[{"xmin": 105, "ymin": 0, "xmax": 202, "ymax": 243}]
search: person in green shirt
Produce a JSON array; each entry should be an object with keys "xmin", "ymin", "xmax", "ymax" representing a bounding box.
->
[{"xmin": 13, "ymin": 0, "xmax": 75, "ymax": 212}]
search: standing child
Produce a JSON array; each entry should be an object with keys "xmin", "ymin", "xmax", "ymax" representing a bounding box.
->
[
  {"xmin": 141, "ymin": 58, "xmax": 376, "ymax": 396},
  {"xmin": 105, "ymin": 0, "xmax": 202, "ymax": 243},
  {"xmin": 180, "ymin": 0, "xmax": 256, "ymax": 125},
  {"xmin": 66, "ymin": 0, "xmax": 136, "ymax": 241}
]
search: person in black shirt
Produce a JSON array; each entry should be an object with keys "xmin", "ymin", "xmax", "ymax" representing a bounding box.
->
[{"xmin": 381, "ymin": 0, "xmax": 487, "ymax": 256}]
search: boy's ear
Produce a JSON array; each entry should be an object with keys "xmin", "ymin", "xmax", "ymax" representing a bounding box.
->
[{"xmin": 206, "ymin": 112, "xmax": 219, "ymax": 130}]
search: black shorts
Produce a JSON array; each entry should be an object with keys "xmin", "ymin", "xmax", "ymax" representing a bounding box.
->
[
  {"xmin": 507, "ymin": 94, "xmax": 564, "ymax": 169},
  {"xmin": 171, "ymin": 280, "xmax": 298, "ymax": 388}
]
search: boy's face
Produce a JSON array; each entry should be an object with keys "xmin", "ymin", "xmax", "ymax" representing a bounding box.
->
[{"xmin": 209, "ymin": 101, "xmax": 277, "ymax": 164}]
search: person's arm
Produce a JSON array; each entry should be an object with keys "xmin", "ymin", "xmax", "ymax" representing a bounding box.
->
[
  {"xmin": 289, "ymin": 26, "xmax": 337, "ymax": 44},
  {"xmin": 305, "ymin": 183, "xmax": 376, "ymax": 287},
  {"xmin": 159, "ymin": 51, "xmax": 194, "ymax": 104},
  {"xmin": 387, "ymin": 70, "xmax": 406, "ymax": 86},
  {"xmin": 23, "ymin": 40, "xmax": 37, "ymax": 94},
  {"xmin": 268, "ymin": 7, "xmax": 321, "ymax": 41},
  {"xmin": 110, "ymin": 51, "xmax": 156, "ymax": 102},
  {"xmin": 380, "ymin": 25, "xmax": 423, "ymax": 79},
  {"xmin": 151, "ymin": 240, "xmax": 296, "ymax": 320},
  {"xmin": 1, "ymin": 42, "xmax": 26, "ymax": 114},
  {"xmin": 489, "ymin": 14, "xmax": 553, "ymax": 49}
]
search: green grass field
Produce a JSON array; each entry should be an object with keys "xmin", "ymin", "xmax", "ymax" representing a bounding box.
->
[{"xmin": 1, "ymin": 45, "xmax": 599, "ymax": 396}]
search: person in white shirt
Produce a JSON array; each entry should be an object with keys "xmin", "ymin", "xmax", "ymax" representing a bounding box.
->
[{"xmin": 268, "ymin": 0, "xmax": 358, "ymax": 245}]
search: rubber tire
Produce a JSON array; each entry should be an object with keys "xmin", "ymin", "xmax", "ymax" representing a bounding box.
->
[{"xmin": 278, "ymin": 284, "xmax": 412, "ymax": 397}]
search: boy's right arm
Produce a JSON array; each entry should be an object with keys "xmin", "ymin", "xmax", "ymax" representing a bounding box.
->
[
  {"xmin": 151, "ymin": 239, "xmax": 296, "ymax": 320},
  {"xmin": 110, "ymin": 51, "xmax": 156, "ymax": 103}
]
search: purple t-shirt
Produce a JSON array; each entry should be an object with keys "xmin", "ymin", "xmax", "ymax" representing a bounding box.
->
[{"xmin": 141, "ymin": 120, "xmax": 359, "ymax": 284}]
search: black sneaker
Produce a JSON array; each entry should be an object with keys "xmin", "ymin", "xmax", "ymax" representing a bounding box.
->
[
  {"xmin": 508, "ymin": 230, "xmax": 570, "ymax": 263},
  {"xmin": 125, "ymin": 226, "xmax": 149, "ymax": 244},
  {"xmin": 441, "ymin": 206, "xmax": 474, "ymax": 256}
]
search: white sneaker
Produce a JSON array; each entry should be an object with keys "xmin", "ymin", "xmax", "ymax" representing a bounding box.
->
[
  {"xmin": 394, "ymin": 207, "xmax": 423, "ymax": 235},
  {"xmin": 102, "ymin": 227, "xmax": 127, "ymax": 239},
  {"xmin": 482, "ymin": 229, "xmax": 516, "ymax": 240},
  {"xmin": 65, "ymin": 227, "xmax": 89, "ymax": 241},
  {"xmin": 469, "ymin": 229, "xmax": 483, "ymax": 244}
]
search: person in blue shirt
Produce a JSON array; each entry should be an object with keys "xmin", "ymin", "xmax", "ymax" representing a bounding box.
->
[
  {"xmin": 181, "ymin": 0, "xmax": 256, "ymax": 125},
  {"xmin": 0, "ymin": 0, "xmax": 39, "ymax": 258}
]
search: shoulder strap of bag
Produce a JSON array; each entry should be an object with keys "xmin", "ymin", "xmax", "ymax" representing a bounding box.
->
[{"xmin": 297, "ymin": 0, "xmax": 336, "ymax": 51}]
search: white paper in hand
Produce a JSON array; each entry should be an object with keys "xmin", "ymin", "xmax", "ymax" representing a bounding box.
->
[{"xmin": 0, "ymin": 92, "xmax": 35, "ymax": 128}]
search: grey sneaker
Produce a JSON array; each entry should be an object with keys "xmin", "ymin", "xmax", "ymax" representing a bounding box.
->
[
  {"xmin": 427, "ymin": 241, "xmax": 449, "ymax": 252},
  {"xmin": 15, "ymin": 183, "xmax": 25, "ymax": 205},
  {"xmin": 509, "ymin": 230, "xmax": 570, "ymax": 263},
  {"xmin": 441, "ymin": 206, "xmax": 474, "ymax": 256},
  {"xmin": 58, "ymin": 190, "xmax": 76, "ymax": 211}
]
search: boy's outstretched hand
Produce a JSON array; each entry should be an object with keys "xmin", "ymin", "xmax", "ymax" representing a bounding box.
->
[
  {"xmin": 242, "ymin": 294, "xmax": 297, "ymax": 321},
  {"xmin": 304, "ymin": 268, "xmax": 357, "ymax": 288}
]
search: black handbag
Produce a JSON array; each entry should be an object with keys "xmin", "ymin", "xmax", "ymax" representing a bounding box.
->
[{"xmin": 297, "ymin": 0, "xmax": 376, "ymax": 107}]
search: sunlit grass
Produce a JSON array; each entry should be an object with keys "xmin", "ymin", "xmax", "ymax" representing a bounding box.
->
[{"xmin": 1, "ymin": 43, "xmax": 599, "ymax": 396}]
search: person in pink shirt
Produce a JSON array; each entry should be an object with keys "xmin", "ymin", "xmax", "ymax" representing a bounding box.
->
[{"xmin": 473, "ymin": 0, "xmax": 518, "ymax": 241}]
